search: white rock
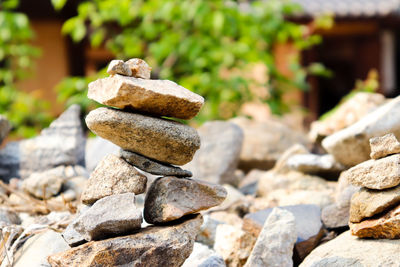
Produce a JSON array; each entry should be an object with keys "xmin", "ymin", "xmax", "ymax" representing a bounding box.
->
[{"xmin": 182, "ymin": 242, "xmax": 226, "ymax": 267}]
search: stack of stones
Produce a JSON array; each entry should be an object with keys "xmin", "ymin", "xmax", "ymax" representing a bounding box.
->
[
  {"xmin": 48, "ymin": 59, "xmax": 227, "ymax": 266},
  {"xmin": 344, "ymin": 133, "xmax": 400, "ymax": 238}
]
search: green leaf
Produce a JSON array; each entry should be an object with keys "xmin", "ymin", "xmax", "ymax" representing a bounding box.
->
[{"xmin": 51, "ymin": 0, "xmax": 67, "ymax": 11}]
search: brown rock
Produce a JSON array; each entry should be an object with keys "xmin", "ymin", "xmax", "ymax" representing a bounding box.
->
[
  {"xmin": 88, "ymin": 76, "xmax": 204, "ymax": 119},
  {"xmin": 106, "ymin": 59, "xmax": 132, "ymax": 76},
  {"xmin": 144, "ymin": 177, "xmax": 227, "ymax": 224},
  {"xmin": 125, "ymin": 58, "xmax": 151, "ymax": 79},
  {"xmin": 85, "ymin": 108, "xmax": 200, "ymax": 165},
  {"xmin": 350, "ymin": 185, "xmax": 400, "ymax": 223},
  {"xmin": 350, "ymin": 203, "xmax": 400, "ymax": 239},
  {"xmin": 370, "ymin": 133, "xmax": 400, "ymax": 159},
  {"xmin": 343, "ymin": 154, "xmax": 400, "ymax": 189},
  {"xmin": 48, "ymin": 214, "xmax": 203, "ymax": 267},
  {"xmin": 81, "ymin": 154, "xmax": 147, "ymax": 205}
]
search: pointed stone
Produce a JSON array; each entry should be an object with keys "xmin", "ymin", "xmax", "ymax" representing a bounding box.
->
[
  {"xmin": 48, "ymin": 214, "xmax": 203, "ymax": 267},
  {"xmin": 369, "ymin": 133, "xmax": 400, "ymax": 159},
  {"xmin": 88, "ymin": 76, "xmax": 204, "ymax": 119},
  {"xmin": 125, "ymin": 58, "xmax": 151, "ymax": 79},
  {"xmin": 86, "ymin": 107, "xmax": 200, "ymax": 165},
  {"xmin": 106, "ymin": 59, "xmax": 132, "ymax": 76},
  {"xmin": 81, "ymin": 154, "xmax": 147, "ymax": 205},
  {"xmin": 144, "ymin": 177, "xmax": 227, "ymax": 224}
]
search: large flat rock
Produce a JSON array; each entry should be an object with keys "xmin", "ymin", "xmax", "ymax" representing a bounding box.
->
[
  {"xmin": 86, "ymin": 107, "xmax": 200, "ymax": 165},
  {"xmin": 49, "ymin": 214, "xmax": 203, "ymax": 267},
  {"xmin": 88, "ymin": 75, "xmax": 204, "ymax": 119}
]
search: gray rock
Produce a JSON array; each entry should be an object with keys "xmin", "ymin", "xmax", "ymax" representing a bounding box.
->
[
  {"xmin": 0, "ymin": 114, "xmax": 11, "ymax": 145},
  {"xmin": 81, "ymin": 154, "xmax": 147, "ymax": 205},
  {"xmin": 106, "ymin": 59, "xmax": 132, "ymax": 76},
  {"xmin": 321, "ymin": 203, "xmax": 350, "ymax": 229},
  {"xmin": 196, "ymin": 215, "xmax": 224, "ymax": 247},
  {"xmin": 125, "ymin": 58, "xmax": 151, "ymax": 79},
  {"xmin": 49, "ymin": 214, "xmax": 203, "ymax": 267},
  {"xmin": 85, "ymin": 136, "xmax": 120, "ymax": 172},
  {"xmin": 370, "ymin": 133, "xmax": 400, "ymax": 159},
  {"xmin": 63, "ymin": 193, "xmax": 142, "ymax": 244},
  {"xmin": 86, "ymin": 107, "xmax": 200, "ymax": 165},
  {"xmin": 144, "ymin": 177, "xmax": 227, "ymax": 224},
  {"xmin": 183, "ymin": 242, "xmax": 226, "ymax": 267},
  {"xmin": 0, "ymin": 208, "xmax": 21, "ymax": 225},
  {"xmin": 88, "ymin": 76, "xmax": 204, "ymax": 119},
  {"xmin": 21, "ymin": 166, "xmax": 65, "ymax": 199},
  {"xmin": 184, "ymin": 121, "xmax": 243, "ymax": 186},
  {"xmin": 0, "ymin": 105, "xmax": 85, "ymax": 181},
  {"xmin": 120, "ymin": 149, "xmax": 192, "ymax": 177},
  {"xmin": 286, "ymin": 154, "xmax": 344, "ymax": 179},
  {"xmin": 322, "ymin": 95, "xmax": 400, "ymax": 166},
  {"xmin": 244, "ymin": 208, "xmax": 297, "ymax": 267},
  {"xmin": 300, "ymin": 231, "xmax": 400, "ymax": 267}
]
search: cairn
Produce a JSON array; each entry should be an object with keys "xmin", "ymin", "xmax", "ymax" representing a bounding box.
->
[
  {"xmin": 344, "ymin": 133, "xmax": 400, "ymax": 238},
  {"xmin": 48, "ymin": 59, "xmax": 227, "ymax": 266}
]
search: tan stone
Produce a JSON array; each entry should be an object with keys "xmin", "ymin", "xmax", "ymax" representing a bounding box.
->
[
  {"xmin": 144, "ymin": 177, "xmax": 226, "ymax": 224},
  {"xmin": 88, "ymin": 76, "xmax": 204, "ymax": 119},
  {"xmin": 350, "ymin": 185, "xmax": 400, "ymax": 223},
  {"xmin": 81, "ymin": 154, "xmax": 147, "ymax": 205},
  {"xmin": 370, "ymin": 133, "xmax": 400, "ymax": 159},
  {"xmin": 48, "ymin": 214, "xmax": 202, "ymax": 267},
  {"xmin": 106, "ymin": 59, "xmax": 132, "ymax": 76},
  {"xmin": 344, "ymin": 154, "xmax": 400, "ymax": 189},
  {"xmin": 85, "ymin": 107, "xmax": 200, "ymax": 165},
  {"xmin": 350, "ymin": 203, "xmax": 400, "ymax": 239},
  {"xmin": 125, "ymin": 58, "xmax": 151, "ymax": 79}
]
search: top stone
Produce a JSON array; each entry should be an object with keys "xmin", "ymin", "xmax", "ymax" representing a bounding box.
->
[
  {"xmin": 125, "ymin": 58, "xmax": 151, "ymax": 79},
  {"xmin": 370, "ymin": 133, "xmax": 400, "ymax": 160},
  {"xmin": 88, "ymin": 75, "xmax": 204, "ymax": 120}
]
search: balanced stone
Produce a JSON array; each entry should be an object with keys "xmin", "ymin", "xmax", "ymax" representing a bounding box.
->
[
  {"xmin": 125, "ymin": 58, "xmax": 151, "ymax": 79},
  {"xmin": 86, "ymin": 107, "xmax": 200, "ymax": 165},
  {"xmin": 120, "ymin": 149, "xmax": 192, "ymax": 177},
  {"xmin": 344, "ymin": 154, "xmax": 400, "ymax": 189},
  {"xmin": 370, "ymin": 133, "xmax": 400, "ymax": 159},
  {"xmin": 88, "ymin": 75, "xmax": 204, "ymax": 119},
  {"xmin": 49, "ymin": 214, "xmax": 203, "ymax": 267},
  {"xmin": 144, "ymin": 176, "xmax": 227, "ymax": 224},
  {"xmin": 81, "ymin": 154, "xmax": 147, "ymax": 205},
  {"xmin": 350, "ymin": 185, "xmax": 400, "ymax": 223},
  {"xmin": 106, "ymin": 59, "xmax": 132, "ymax": 76}
]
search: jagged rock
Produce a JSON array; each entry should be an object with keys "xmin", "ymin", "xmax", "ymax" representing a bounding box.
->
[
  {"xmin": 81, "ymin": 154, "xmax": 147, "ymax": 205},
  {"xmin": 144, "ymin": 177, "xmax": 226, "ymax": 224},
  {"xmin": 350, "ymin": 185, "xmax": 400, "ymax": 223},
  {"xmin": 0, "ymin": 115, "xmax": 11, "ymax": 145},
  {"xmin": 182, "ymin": 242, "xmax": 226, "ymax": 267},
  {"xmin": 85, "ymin": 136, "xmax": 120, "ymax": 172},
  {"xmin": 63, "ymin": 193, "xmax": 142, "ymax": 244},
  {"xmin": 300, "ymin": 231, "xmax": 400, "ymax": 266},
  {"xmin": 120, "ymin": 149, "xmax": 192, "ymax": 177},
  {"xmin": 0, "ymin": 208, "xmax": 21, "ymax": 225},
  {"xmin": 106, "ymin": 59, "xmax": 132, "ymax": 76},
  {"xmin": 244, "ymin": 208, "xmax": 297, "ymax": 267},
  {"xmin": 344, "ymin": 154, "xmax": 400, "ymax": 189},
  {"xmin": 286, "ymin": 154, "xmax": 344, "ymax": 179},
  {"xmin": 184, "ymin": 121, "xmax": 243, "ymax": 186},
  {"xmin": 88, "ymin": 76, "xmax": 204, "ymax": 119},
  {"xmin": 0, "ymin": 105, "xmax": 85, "ymax": 181},
  {"xmin": 231, "ymin": 117, "xmax": 310, "ymax": 172},
  {"xmin": 370, "ymin": 133, "xmax": 400, "ymax": 159},
  {"xmin": 322, "ymin": 95, "xmax": 400, "ymax": 166},
  {"xmin": 49, "ymin": 214, "xmax": 203, "ymax": 267},
  {"xmin": 86, "ymin": 107, "xmax": 200, "ymax": 165},
  {"xmin": 21, "ymin": 166, "xmax": 65, "ymax": 199},
  {"xmin": 125, "ymin": 58, "xmax": 151, "ymax": 79}
]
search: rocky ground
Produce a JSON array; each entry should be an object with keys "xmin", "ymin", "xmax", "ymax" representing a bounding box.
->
[{"xmin": 1, "ymin": 60, "xmax": 400, "ymax": 266}]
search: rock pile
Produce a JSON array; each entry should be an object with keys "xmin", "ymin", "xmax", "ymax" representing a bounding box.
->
[
  {"xmin": 345, "ymin": 133, "xmax": 400, "ymax": 238},
  {"xmin": 48, "ymin": 59, "xmax": 227, "ymax": 266}
]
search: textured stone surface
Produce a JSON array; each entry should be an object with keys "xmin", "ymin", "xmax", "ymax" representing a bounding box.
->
[
  {"xmin": 182, "ymin": 242, "xmax": 226, "ymax": 267},
  {"xmin": 120, "ymin": 149, "xmax": 192, "ymax": 177},
  {"xmin": 232, "ymin": 117, "xmax": 310, "ymax": 172},
  {"xmin": 88, "ymin": 76, "xmax": 204, "ymax": 119},
  {"xmin": 49, "ymin": 214, "xmax": 203, "ymax": 267},
  {"xmin": 184, "ymin": 121, "xmax": 243, "ymax": 186},
  {"xmin": 144, "ymin": 177, "xmax": 227, "ymax": 224},
  {"xmin": 302, "ymin": 232, "xmax": 400, "ymax": 267},
  {"xmin": 106, "ymin": 59, "xmax": 132, "ymax": 76},
  {"xmin": 286, "ymin": 154, "xmax": 344, "ymax": 179},
  {"xmin": 350, "ymin": 203, "xmax": 400, "ymax": 239},
  {"xmin": 81, "ymin": 154, "xmax": 147, "ymax": 205},
  {"xmin": 0, "ymin": 105, "xmax": 85, "ymax": 181},
  {"xmin": 350, "ymin": 185, "xmax": 400, "ymax": 223},
  {"xmin": 322, "ymin": 95, "xmax": 400, "ymax": 166},
  {"xmin": 85, "ymin": 136, "xmax": 120, "ymax": 172},
  {"xmin": 344, "ymin": 154, "xmax": 400, "ymax": 189},
  {"xmin": 0, "ymin": 114, "xmax": 11, "ymax": 145},
  {"xmin": 86, "ymin": 107, "xmax": 200, "ymax": 165},
  {"xmin": 370, "ymin": 133, "xmax": 400, "ymax": 159},
  {"xmin": 21, "ymin": 166, "xmax": 65, "ymax": 199},
  {"xmin": 244, "ymin": 208, "xmax": 297, "ymax": 267},
  {"xmin": 125, "ymin": 58, "xmax": 151, "ymax": 79},
  {"xmin": 63, "ymin": 193, "xmax": 142, "ymax": 244}
]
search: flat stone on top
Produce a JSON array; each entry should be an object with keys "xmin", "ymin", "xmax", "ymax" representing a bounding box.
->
[
  {"xmin": 85, "ymin": 107, "xmax": 200, "ymax": 165},
  {"xmin": 370, "ymin": 133, "xmax": 400, "ymax": 159},
  {"xmin": 88, "ymin": 75, "xmax": 204, "ymax": 119}
]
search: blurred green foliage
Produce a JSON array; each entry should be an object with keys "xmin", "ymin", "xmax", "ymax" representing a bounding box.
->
[
  {"xmin": 57, "ymin": 0, "xmax": 332, "ymax": 122},
  {"xmin": 0, "ymin": 0, "xmax": 53, "ymax": 137}
]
